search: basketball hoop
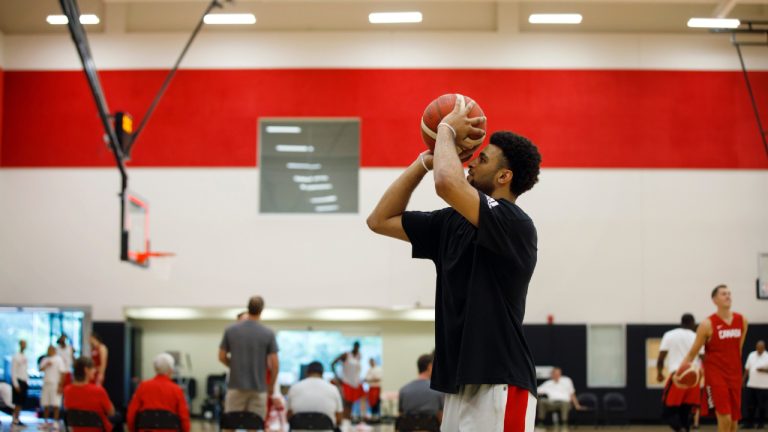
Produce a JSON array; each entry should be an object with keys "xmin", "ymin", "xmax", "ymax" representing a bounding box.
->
[{"xmin": 131, "ymin": 251, "xmax": 176, "ymax": 266}]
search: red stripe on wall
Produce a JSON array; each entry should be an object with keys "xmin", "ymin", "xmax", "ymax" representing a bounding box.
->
[{"xmin": 2, "ymin": 69, "xmax": 767, "ymax": 168}]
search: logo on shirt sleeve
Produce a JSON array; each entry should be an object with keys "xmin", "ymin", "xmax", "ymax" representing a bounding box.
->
[{"xmin": 485, "ymin": 195, "xmax": 499, "ymax": 209}]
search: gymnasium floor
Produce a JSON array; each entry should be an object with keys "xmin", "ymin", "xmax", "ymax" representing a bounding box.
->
[{"xmin": 0, "ymin": 411, "xmax": 730, "ymax": 432}]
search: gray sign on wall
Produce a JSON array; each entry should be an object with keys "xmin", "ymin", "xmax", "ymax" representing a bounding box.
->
[{"xmin": 259, "ymin": 119, "xmax": 359, "ymax": 214}]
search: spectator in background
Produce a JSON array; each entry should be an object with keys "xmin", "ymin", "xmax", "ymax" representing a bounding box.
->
[
  {"xmin": 399, "ymin": 354, "xmax": 444, "ymax": 422},
  {"xmin": 331, "ymin": 341, "xmax": 364, "ymax": 421},
  {"xmin": 56, "ymin": 335, "xmax": 75, "ymax": 388},
  {"xmin": 236, "ymin": 311, "xmax": 248, "ymax": 321},
  {"xmin": 219, "ymin": 295, "xmax": 279, "ymax": 421},
  {"xmin": 40, "ymin": 345, "xmax": 67, "ymax": 429},
  {"xmin": 64, "ymin": 357, "xmax": 115, "ymax": 432},
  {"xmin": 287, "ymin": 361, "xmax": 343, "ymax": 428},
  {"xmin": 11, "ymin": 339, "xmax": 29, "ymax": 427},
  {"xmin": 89, "ymin": 333, "xmax": 108, "ymax": 386},
  {"xmin": 127, "ymin": 353, "xmax": 190, "ymax": 432},
  {"xmin": 365, "ymin": 358, "xmax": 383, "ymax": 421},
  {"xmin": 657, "ymin": 313, "xmax": 701, "ymax": 432},
  {"xmin": 537, "ymin": 367, "xmax": 583, "ymax": 429},
  {"xmin": 744, "ymin": 340, "xmax": 768, "ymax": 429}
]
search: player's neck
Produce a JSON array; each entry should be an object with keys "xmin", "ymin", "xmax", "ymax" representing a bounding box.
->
[
  {"xmin": 716, "ymin": 308, "xmax": 732, "ymax": 320},
  {"xmin": 491, "ymin": 188, "xmax": 517, "ymax": 203}
]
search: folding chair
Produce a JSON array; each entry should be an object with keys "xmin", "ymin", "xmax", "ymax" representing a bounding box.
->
[
  {"xmin": 135, "ymin": 410, "xmax": 181, "ymax": 431},
  {"xmin": 219, "ymin": 411, "xmax": 264, "ymax": 431},
  {"xmin": 395, "ymin": 413, "xmax": 440, "ymax": 432},
  {"xmin": 288, "ymin": 412, "xmax": 340, "ymax": 431},
  {"xmin": 66, "ymin": 410, "xmax": 105, "ymax": 432}
]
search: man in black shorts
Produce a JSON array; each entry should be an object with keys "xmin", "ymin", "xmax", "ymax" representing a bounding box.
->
[{"xmin": 367, "ymin": 96, "xmax": 541, "ymax": 432}]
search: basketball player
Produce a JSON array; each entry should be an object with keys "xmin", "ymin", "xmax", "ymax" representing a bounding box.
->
[
  {"xmin": 367, "ymin": 98, "xmax": 541, "ymax": 432},
  {"xmin": 679, "ymin": 285, "xmax": 748, "ymax": 432},
  {"xmin": 657, "ymin": 313, "xmax": 700, "ymax": 432},
  {"xmin": 331, "ymin": 342, "xmax": 364, "ymax": 421}
]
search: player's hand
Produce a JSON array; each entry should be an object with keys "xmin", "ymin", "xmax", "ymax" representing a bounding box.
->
[
  {"xmin": 677, "ymin": 361, "xmax": 691, "ymax": 375},
  {"xmin": 657, "ymin": 372, "xmax": 665, "ymax": 383},
  {"xmin": 271, "ymin": 394, "xmax": 285, "ymax": 410},
  {"xmin": 458, "ymin": 146, "xmax": 477, "ymax": 163},
  {"xmin": 440, "ymin": 96, "xmax": 486, "ymax": 149}
]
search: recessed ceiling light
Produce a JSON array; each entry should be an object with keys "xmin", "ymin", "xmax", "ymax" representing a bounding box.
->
[
  {"xmin": 46, "ymin": 14, "xmax": 100, "ymax": 25},
  {"xmin": 686, "ymin": 18, "xmax": 740, "ymax": 29},
  {"xmin": 528, "ymin": 14, "xmax": 583, "ymax": 25},
  {"xmin": 266, "ymin": 126, "xmax": 302, "ymax": 134},
  {"xmin": 203, "ymin": 13, "xmax": 257, "ymax": 25},
  {"xmin": 369, "ymin": 12, "xmax": 423, "ymax": 24}
]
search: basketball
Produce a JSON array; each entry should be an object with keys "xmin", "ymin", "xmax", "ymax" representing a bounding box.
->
[
  {"xmin": 672, "ymin": 364, "xmax": 700, "ymax": 389},
  {"xmin": 420, "ymin": 93, "xmax": 487, "ymax": 151}
]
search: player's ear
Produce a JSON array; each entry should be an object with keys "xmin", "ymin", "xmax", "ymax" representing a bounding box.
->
[{"xmin": 497, "ymin": 169, "xmax": 513, "ymax": 186}]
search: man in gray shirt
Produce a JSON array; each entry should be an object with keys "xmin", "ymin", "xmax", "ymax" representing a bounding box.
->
[
  {"xmin": 399, "ymin": 353, "xmax": 444, "ymax": 422},
  {"xmin": 219, "ymin": 296, "xmax": 279, "ymax": 420}
]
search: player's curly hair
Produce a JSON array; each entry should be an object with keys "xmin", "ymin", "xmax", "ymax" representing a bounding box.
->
[{"xmin": 491, "ymin": 131, "xmax": 541, "ymax": 196}]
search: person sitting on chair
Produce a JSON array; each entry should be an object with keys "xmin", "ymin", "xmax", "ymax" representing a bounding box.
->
[
  {"xmin": 537, "ymin": 367, "xmax": 583, "ymax": 429},
  {"xmin": 286, "ymin": 361, "xmax": 343, "ymax": 429},
  {"xmin": 127, "ymin": 353, "xmax": 190, "ymax": 432},
  {"xmin": 63, "ymin": 357, "xmax": 115, "ymax": 432},
  {"xmin": 398, "ymin": 354, "xmax": 444, "ymax": 423}
]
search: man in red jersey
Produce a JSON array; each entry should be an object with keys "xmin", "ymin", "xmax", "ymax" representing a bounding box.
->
[
  {"xmin": 127, "ymin": 353, "xmax": 190, "ymax": 432},
  {"xmin": 679, "ymin": 284, "xmax": 748, "ymax": 432}
]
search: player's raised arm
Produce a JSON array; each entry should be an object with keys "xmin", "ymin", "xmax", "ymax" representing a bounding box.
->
[
  {"xmin": 433, "ymin": 98, "xmax": 486, "ymax": 226},
  {"xmin": 366, "ymin": 152, "xmax": 433, "ymax": 241}
]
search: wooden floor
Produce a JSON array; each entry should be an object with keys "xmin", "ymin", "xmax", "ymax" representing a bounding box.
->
[{"xmin": 0, "ymin": 411, "xmax": 735, "ymax": 432}]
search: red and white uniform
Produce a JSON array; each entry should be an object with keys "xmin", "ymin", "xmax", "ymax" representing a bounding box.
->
[
  {"xmin": 702, "ymin": 313, "xmax": 744, "ymax": 419},
  {"xmin": 660, "ymin": 328, "xmax": 701, "ymax": 406},
  {"xmin": 340, "ymin": 353, "xmax": 364, "ymax": 403},
  {"xmin": 442, "ymin": 384, "xmax": 536, "ymax": 432}
]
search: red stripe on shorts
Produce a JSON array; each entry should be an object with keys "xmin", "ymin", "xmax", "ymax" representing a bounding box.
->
[{"xmin": 504, "ymin": 385, "xmax": 529, "ymax": 432}]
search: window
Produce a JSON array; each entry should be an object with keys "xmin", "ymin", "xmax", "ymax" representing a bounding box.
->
[
  {"xmin": 275, "ymin": 330, "xmax": 381, "ymax": 386},
  {"xmin": 0, "ymin": 307, "xmax": 87, "ymax": 382},
  {"xmin": 259, "ymin": 119, "xmax": 359, "ymax": 214},
  {"xmin": 587, "ymin": 324, "xmax": 626, "ymax": 387}
]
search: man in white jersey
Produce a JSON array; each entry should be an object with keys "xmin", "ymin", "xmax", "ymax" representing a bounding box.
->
[
  {"xmin": 657, "ymin": 314, "xmax": 700, "ymax": 432},
  {"xmin": 331, "ymin": 342, "xmax": 363, "ymax": 421},
  {"xmin": 743, "ymin": 340, "xmax": 768, "ymax": 429},
  {"xmin": 40, "ymin": 345, "xmax": 67, "ymax": 429}
]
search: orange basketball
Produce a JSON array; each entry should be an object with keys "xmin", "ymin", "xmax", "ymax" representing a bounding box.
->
[
  {"xmin": 421, "ymin": 93, "xmax": 487, "ymax": 151},
  {"xmin": 672, "ymin": 364, "xmax": 700, "ymax": 389}
]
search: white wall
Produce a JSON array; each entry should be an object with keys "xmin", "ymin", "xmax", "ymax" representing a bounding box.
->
[
  {"xmin": 3, "ymin": 32, "xmax": 768, "ymax": 71},
  {"xmin": 135, "ymin": 319, "xmax": 433, "ymax": 413},
  {"xmin": 1, "ymin": 168, "xmax": 766, "ymax": 322},
  {"xmin": 1, "ymin": 30, "xmax": 767, "ymax": 323}
]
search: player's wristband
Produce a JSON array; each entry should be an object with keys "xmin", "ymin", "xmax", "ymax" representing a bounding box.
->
[
  {"xmin": 438, "ymin": 122, "xmax": 457, "ymax": 139},
  {"xmin": 419, "ymin": 153, "xmax": 430, "ymax": 172}
]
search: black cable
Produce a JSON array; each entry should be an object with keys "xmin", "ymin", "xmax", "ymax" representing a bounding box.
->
[
  {"xmin": 59, "ymin": 0, "xmax": 127, "ymax": 182},
  {"xmin": 131, "ymin": 0, "xmax": 224, "ymax": 146},
  {"xmin": 734, "ymin": 41, "xmax": 768, "ymax": 158}
]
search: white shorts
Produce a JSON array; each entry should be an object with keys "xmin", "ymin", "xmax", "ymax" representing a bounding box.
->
[
  {"xmin": 41, "ymin": 382, "xmax": 62, "ymax": 407},
  {"xmin": 442, "ymin": 384, "xmax": 536, "ymax": 432}
]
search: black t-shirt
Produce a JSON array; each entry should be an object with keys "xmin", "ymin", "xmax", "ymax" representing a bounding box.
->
[{"xmin": 402, "ymin": 190, "xmax": 538, "ymax": 395}]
